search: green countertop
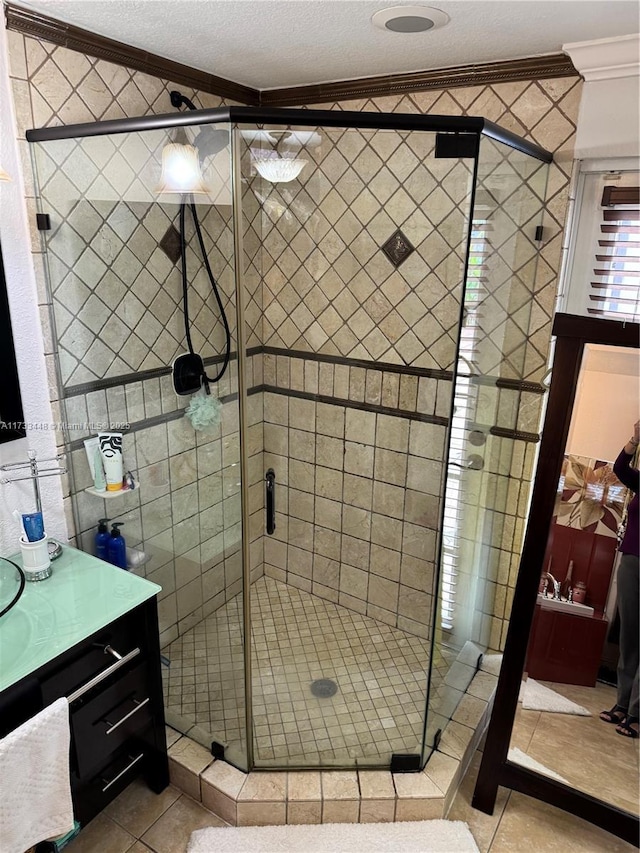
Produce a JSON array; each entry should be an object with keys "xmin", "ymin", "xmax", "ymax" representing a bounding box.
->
[{"xmin": 0, "ymin": 543, "xmax": 161, "ymax": 694}]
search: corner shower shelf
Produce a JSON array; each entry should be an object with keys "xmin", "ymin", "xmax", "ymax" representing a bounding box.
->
[{"xmin": 84, "ymin": 486, "xmax": 140, "ymax": 499}]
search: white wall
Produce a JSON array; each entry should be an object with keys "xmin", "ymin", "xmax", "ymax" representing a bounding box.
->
[
  {"xmin": 0, "ymin": 19, "xmax": 67, "ymax": 553},
  {"xmin": 558, "ymin": 35, "xmax": 639, "ymax": 318},
  {"xmin": 564, "ymin": 34, "xmax": 640, "ymax": 159},
  {"xmin": 568, "ymin": 371, "xmax": 639, "ymax": 462}
]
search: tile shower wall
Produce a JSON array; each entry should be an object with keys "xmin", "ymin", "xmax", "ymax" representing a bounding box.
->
[
  {"xmin": 6, "ymin": 30, "xmax": 255, "ymax": 644},
  {"xmin": 242, "ymin": 128, "xmax": 473, "ymax": 638},
  {"xmin": 255, "ymin": 131, "xmax": 473, "ymax": 371},
  {"xmin": 8, "ymin": 23, "xmax": 581, "ymax": 649},
  {"xmin": 250, "ymin": 78, "xmax": 580, "ymax": 647},
  {"xmin": 259, "ymin": 353, "xmax": 452, "ymax": 638},
  {"xmin": 315, "ymin": 79, "xmax": 580, "ymax": 388}
]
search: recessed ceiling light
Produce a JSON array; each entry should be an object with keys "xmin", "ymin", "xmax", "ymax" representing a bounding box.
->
[{"xmin": 372, "ymin": 5, "xmax": 449, "ymax": 34}]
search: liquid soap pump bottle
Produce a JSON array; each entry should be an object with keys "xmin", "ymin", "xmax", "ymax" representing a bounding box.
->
[
  {"xmin": 107, "ymin": 522, "xmax": 127, "ymax": 569},
  {"xmin": 95, "ymin": 517, "xmax": 111, "ymax": 562}
]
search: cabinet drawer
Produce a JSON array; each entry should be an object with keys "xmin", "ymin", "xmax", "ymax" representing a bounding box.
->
[
  {"xmin": 41, "ymin": 609, "xmax": 145, "ymax": 704},
  {"xmin": 74, "ymin": 740, "xmax": 150, "ymax": 825},
  {"xmin": 72, "ymin": 662, "xmax": 152, "ymax": 778}
]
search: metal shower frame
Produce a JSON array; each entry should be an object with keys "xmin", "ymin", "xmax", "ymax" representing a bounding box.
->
[{"xmin": 27, "ymin": 106, "xmax": 552, "ymax": 772}]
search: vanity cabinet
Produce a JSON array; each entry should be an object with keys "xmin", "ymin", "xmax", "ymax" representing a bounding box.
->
[
  {"xmin": 526, "ymin": 606, "xmax": 609, "ymax": 687},
  {"xmin": 0, "ymin": 546, "xmax": 169, "ymax": 838},
  {"xmin": 1, "ymin": 598, "xmax": 168, "ymax": 829}
]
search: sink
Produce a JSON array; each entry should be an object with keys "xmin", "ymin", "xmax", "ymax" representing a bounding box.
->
[
  {"xmin": 536, "ymin": 594, "xmax": 594, "ymax": 618},
  {"xmin": 0, "ymin": 556, "xmax": 25, "ymax": 617},
  {"xmin": 0, "ymin": 606, "xmax": 33, "ymax": 671}
]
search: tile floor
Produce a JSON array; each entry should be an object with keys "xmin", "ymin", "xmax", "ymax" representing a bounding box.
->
[
  {"xmin": 162, "ymin": 576, "xmax": 456, "ymax": 767},
  {"xmin": 63, "ymin": 748, "xmax": 638, "ymax": 853},
  {"xmin": 509, "ymin": 679, "xmax": 640, "ymax": 817}
]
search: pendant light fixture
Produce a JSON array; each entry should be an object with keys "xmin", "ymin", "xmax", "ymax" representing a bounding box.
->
[
  {"xmin": 242, "ymin": 129, "xmax": 310, "ymax": 184},
  {"xmin": 157, "ymin": 140, "xmax": 208, "ymax": 194},
  {"xmin": 253, "ymin": 156, "xmax": 307, "ymax": 183}
]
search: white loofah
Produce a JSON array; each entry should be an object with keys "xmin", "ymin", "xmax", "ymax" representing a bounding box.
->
[{"xmin": 185, "ymin": 389, "xmax": 222, "ymax": 433}]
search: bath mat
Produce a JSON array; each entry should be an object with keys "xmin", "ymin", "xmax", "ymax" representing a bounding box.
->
[
  {"xmin": 508, "ymin": 747, "xmax": 570, "ymax": 784},
  {"xmin": 519, "ymin": 679, "xmax": 591, "ymax": 716},
  {"xmin": 188, "ymin": 820, "xmax": 480, "ymax": 852}
]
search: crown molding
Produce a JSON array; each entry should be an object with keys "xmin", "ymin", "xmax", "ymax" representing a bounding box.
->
[
  {"xmin": 4, "ymin": 3, "xmax": 260, "ymax": 105},
  {"xmin": 260, "ymin": 54, "xmax": 579, "ymax": 107},
  {"xmin": 6, "ymin": 3, "xmax": 578, "ymax": 109},
  {"xmin": 563, "ymin": 34, "xmax": 640, "ymax": 82}
]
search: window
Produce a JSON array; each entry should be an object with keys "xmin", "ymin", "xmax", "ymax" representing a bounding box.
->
[
  {"xmin": 440, "ymin": 217, "xmax": 488, "ymax": 630},
  {"xmin": 563, "ymin": 165, "xmax": 640, "ymax": 320},
  {"xmin": 588, "ymin": 185, "xmax": 640, "ymax": 321}
]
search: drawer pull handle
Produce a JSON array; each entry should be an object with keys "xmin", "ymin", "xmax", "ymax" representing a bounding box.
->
[
  {"xmin": 105, "ymin": 697, "xmax": 150, "ymax": 735},
  {"xmin": 101, "ymin": 752, "xmax": 144, "ymax": 792},
  {"xmin": 104, "ymin": 644, "xmax": 123, "ymax": 661},
  {"xmin": 67, "ymin": 648, "xmax": 141, "ymax": 704}
]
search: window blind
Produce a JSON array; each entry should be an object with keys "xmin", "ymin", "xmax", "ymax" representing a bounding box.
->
[
  {"xmin": 440, "ymin": 219, "xmax": 488, "ymax": 630},
  {"xmin": 589, "ymin": 185, "xmax": 640, "ymax": 321}
]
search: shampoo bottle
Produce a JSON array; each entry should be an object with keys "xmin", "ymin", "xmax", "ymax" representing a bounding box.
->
[
  {"xmin": 95, "ymin": 518, "xmax": 111, "ymax": 561},
  {"xmin": 107, "ymin": 522, "xmax": 127, "ymax": 569}
]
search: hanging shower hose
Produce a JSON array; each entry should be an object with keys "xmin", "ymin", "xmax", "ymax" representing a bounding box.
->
[
  {"xmin": 178, "ymin": 195, "xmax": 231, "ymax": 390},
  {"xmin": 171, "ymin": 89, "xmax": 231, "ymax": 391}
]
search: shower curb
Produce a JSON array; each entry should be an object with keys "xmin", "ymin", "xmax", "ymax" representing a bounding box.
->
[{"xmin": 165, "ymin": 660, "xmax": 499, "ymax": 825}]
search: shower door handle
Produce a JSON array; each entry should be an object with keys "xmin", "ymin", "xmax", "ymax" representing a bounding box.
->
[{"xmin": 265, "ymin": 469, "xmax": 276, "ymax": 535}]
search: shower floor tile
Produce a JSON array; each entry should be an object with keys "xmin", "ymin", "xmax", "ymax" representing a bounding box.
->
[{"xmin": 162, "ymin": 576, "xmax": 449, "ymax": 766}]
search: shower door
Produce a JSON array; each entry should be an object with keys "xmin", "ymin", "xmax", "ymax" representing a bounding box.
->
[
  {"xmin": 422, "ymin": 135, "xmax": 551, "ymax": 758},
  {"xmin": 30, "ymin": 123, "xmax": 251, "ymax": 771},
  {"xmin": 235, "ymin": 121, "xmax": 477, "ymax": 769}
]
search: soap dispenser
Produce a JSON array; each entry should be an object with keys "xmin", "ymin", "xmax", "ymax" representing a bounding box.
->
[
  {"xmin": 107, "ymin": 522, "xmax": 127, "ymax": 569},
  {"xmin": 95, "ymin": 518, "xmax": 111, "ymax": 561}
]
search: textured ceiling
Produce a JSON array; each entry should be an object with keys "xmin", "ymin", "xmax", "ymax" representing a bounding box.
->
[{"xmin": 16, "ymin": 0, "xmax": 640, "ymax": 89}]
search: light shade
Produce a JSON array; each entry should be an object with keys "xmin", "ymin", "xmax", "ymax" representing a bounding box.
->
[
  {"xmin": 254, "ymin": 157, "xmax": 307, "ymax": 183},
  {"xmin": 157, "ymin": 143, "xmax": 208, "ymax": 194},
  {"xmin": 0, "ymin": 164, "xmax": 11, "ymax": 182}
]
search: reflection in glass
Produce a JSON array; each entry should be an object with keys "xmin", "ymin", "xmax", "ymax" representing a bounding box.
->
[{"xmin": 510, "ymin": 344, "xmax": 640, "ymax": 816}]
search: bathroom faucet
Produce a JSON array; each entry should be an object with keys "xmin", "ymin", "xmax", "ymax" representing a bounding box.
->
[{"xmin": 540, "ymin": 572, "xmax": 560, "ymax": 599}]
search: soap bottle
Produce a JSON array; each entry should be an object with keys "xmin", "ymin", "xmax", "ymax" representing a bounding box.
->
[
  {"xmin": 107, "ymin": 522, "xmax": 127, "ymax": 569},
  {"xmin": 94, "ymin": 517, "xmax": 111, "ymax": 561}
]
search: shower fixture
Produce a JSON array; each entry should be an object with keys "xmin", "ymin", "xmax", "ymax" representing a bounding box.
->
[
  {"xmin": 169, "ymin": 91, "xmax": 229, "ymax": 163},
  {"xmin": 168, "ymin": 90, "xmax": 231, "ymax": 397},
  {"xmin": 157, "ymin": 92, "xmax": 229, "ymax": 194}
]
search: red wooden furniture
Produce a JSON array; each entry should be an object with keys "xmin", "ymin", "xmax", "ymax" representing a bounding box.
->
[
  {"xmin": 525, "ymin": 522, "xmax": 614, "ymax": 686},
  {"xmin": 526, "ymin": 606, "xmax": 609, "ymax": 686}
]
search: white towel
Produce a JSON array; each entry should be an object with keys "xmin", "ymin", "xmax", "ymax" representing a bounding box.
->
[{"xmin": 0, "ymin": 697, "xmax": 74, "ymax": 853}]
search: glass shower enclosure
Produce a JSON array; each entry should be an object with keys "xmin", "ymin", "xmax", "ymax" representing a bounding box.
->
[{"xmin": 28, "ymin": 106, "xmax": 551, "ymax": 772}]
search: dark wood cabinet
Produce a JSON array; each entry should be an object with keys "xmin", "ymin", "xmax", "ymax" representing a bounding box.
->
[
  {"xmin": 526, "ymin": 605, "xmax": 609, "ymax": 687},
  {"xmin": 0, "ymin": 597, "xmax": 169, "ymax": 836}
]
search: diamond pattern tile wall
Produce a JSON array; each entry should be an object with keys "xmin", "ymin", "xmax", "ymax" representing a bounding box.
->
[
  {"xmin": 303, "ymin": 78, "xmax": 580, "ymax": 385},
  {"xmin": 252, "ymin": 129, "xmax": 474, "ymax": 372},
  {"xmin": 36, "ymin": 137, "xmax": 240, "ymax": 385}
]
